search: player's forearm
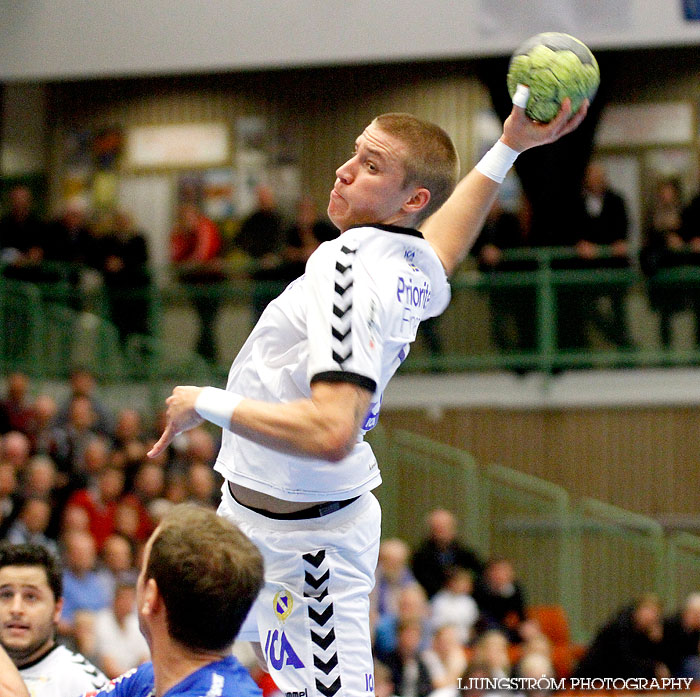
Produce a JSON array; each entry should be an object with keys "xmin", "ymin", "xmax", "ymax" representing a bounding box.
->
[
  {"xmin": 0, "ymin": 644, "xmax": 29, "ymax": 697},
  {"xmin": 228, "ymin": 391, "xmax": 363, "ymax": 461},
  {"xmin": 421, "ymin": 167, "xmax": 502, "ymax": 276}
]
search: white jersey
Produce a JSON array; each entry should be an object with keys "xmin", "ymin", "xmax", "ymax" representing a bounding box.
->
[
  {"xmin": 215, "ymin": 223, "xmax": 450, "ymax": 501},
  {"xmin": 19, "ymin": 644, "xmax": 107, "ymax": 697}
]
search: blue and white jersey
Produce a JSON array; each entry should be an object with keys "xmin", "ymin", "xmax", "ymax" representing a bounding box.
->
[
  {"xmin": 84, "ymin": 655, "xmax": 261, "ymax": 697},
  {"xmin": 214, "ymin": 223, "xmax": 450, "ymax": 501}
]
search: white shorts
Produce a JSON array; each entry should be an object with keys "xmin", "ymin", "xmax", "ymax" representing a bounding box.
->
[{"xmin": 218, "ymin": 483, "xmax": 381, "ymax": 697}]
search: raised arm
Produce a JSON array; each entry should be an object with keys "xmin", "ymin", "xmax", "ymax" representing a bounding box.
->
[
  {"xmin": 421, "ymin": 91, "xmax": 588, "ymax": 276},
  {"xmin": 148, "ymin": 379, "xmax": 372, "ymax": 462}
]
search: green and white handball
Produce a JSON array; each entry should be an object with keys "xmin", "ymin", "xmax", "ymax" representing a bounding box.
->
[{"xmin": 507, "ymin": 32, "xmax": 600, "ymax": 123}]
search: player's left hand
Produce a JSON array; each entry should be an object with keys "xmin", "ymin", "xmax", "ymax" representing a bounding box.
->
[
  {"xmin": 147, "ymin": 385, "xmax": 204, "ymax": 458},
  {"xmin": 501, "ymin": 87, "xmax": 589, "ymax": 153}
]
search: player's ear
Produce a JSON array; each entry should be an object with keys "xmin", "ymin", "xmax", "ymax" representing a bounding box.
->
[
  {"xmin": 403, "ymin": 187, "xmax": 430, "ymax": 215},
  {"xmin": 53, "ymin": 597, "xmax": 63, "ymax": 625},
  {"xmin": 142, "ymin": 578, "xmax": 159, "ymax": 615}
]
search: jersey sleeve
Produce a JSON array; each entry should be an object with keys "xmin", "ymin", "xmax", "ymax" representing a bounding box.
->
[{"xmin": 305, "ymin": 239, "xmax": 384, "ymax": 395}]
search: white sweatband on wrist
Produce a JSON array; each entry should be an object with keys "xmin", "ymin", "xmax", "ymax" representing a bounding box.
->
[
  {"xmin": 194, "ymin": 386, "xmax": 242, "ymax": 430},
  {"xmin": 512, "ymin": 84, "xmax": 530, "ymax": 109},
  {"xmin": 475, "ymin": 140, "xmax": 520, "ymax": 184}
]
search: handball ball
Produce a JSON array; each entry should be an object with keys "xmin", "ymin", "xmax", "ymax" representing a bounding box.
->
[{"xmin": 507, "ymin": 32, "xmax": 600, "ymax": 123}]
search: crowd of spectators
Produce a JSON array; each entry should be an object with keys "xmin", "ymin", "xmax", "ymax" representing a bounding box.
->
[
  {"xmin": 0, "ymin": 367, "xmax": 223, "ymax": 678},
  {"xmin": 370, "ymin": 508, "xmax": 700, "ymax": 697},
  {"xmin": 2, "ymin": 368, "xmax": 700, "ymax": 693}
]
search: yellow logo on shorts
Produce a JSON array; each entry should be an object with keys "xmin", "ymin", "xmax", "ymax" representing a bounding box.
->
[{"xmin": 273, "ymin": 590, "xmax": 293, "ymax": 621}]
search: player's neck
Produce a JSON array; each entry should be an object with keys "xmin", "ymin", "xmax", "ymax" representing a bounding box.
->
[{"xmin": 152, "ymin": 637, "xmax": 227, "ymax": 697}]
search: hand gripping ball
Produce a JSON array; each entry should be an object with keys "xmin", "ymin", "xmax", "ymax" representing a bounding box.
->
[{"xmin": 507, "ymin": 32, "xmax": 600, "ymax": 123}]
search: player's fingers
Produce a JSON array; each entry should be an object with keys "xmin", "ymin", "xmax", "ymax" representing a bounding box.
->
[
  {"xmin": 147, "ymin": 425, "xmax": 175, "ymax": 459},
  {"xmin": 511, "ymin": 84, "xmax": 530, "ymax": 111}
]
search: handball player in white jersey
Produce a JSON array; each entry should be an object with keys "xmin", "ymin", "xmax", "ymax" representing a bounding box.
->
[{"xmin": 149, "ymin": 88, "xmax": 587, "ymax": 697}]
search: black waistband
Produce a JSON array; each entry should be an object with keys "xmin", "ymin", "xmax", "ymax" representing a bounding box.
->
[{"xmin": 228, "ymin": 481, "xmax": 359, "ymax": 520}]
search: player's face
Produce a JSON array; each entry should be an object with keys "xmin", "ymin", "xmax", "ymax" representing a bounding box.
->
[
  {"xmin": 328, "ymin": 122, "xmax": 419, "ymax": 232},
  {"xmin": 0, "ymin": 565, "xmax": 60, "ymax": 666}
]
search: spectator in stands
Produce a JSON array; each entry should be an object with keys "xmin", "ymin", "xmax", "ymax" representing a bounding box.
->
[
  {"xmin": 372, "ymin": 538, "xmax": 417, "ymax": 622},
  {"xmin": 49, "ymin": 396, "xmax": 101, "ymax": 487},
  {"xmin": 661, "ymin": 592, "xmax": 700, "ymax": 679},
  {"xmin": 374, "ymin": 659, "xmax": 399, "ymax": 697},
  {"xmin": 22, "ymin": 456, "xmax": 58, "ymax": 500},
  {"xmin": 0, "ymin": 542, "xmax": 107, "ymax": 696},
  {"xmin": 96, "ymin": 532, "xmax": 136, "ymax": 598},
  {"xmin": 383, "ymin": 618, "xmax": 436, "ymax": 697},
  {"xmin": 6, "ymin": 498, "xmax": 57, "ymax": 556},
  {"xmin": 640, "ymin": 179, "xmax": 693, "ymax": 349},
  {"xmin": 471, "ymin": 629, "xmax": 512, "ymax": 679},
  {"xmin": 0, "ymin": 431, "xmax": 32, "ymax": 471},
  {"xmin": 573, "ymin": 593, "xmax": 669, "ymax": 680},
  {"xmin": 473, "ymin": 557, "xmax": 534, "ymax": 643},
  {"xmin": 516, "ymin": 651, "xmax": 556, "ymax": 697},
  {"xmin": 412, "ymin": 508, "xmax": 483, "ymax": 599},
  {"xmin": 58, "ymin": 529, "xmax": 111, "ymax": 639},
  {"xmin": 430, "ymin": 565, "xmax": 479, "ymax": 645},
  {"xmin": 185, "ymin": 461, "xmax": 219, "ymax": 509},
  {"xmin": 55, "ymin": 368, "xmax": 114, "ymax": 439},
  {"xmin": 557, "ymin": 161, "xmax": 633, "ymax": 352},
  {"xmin": 110, "ymin": 408, "xmax": 147, "ymax": 486},
  {"xmin": 0, "ymin": 186, "xmax": 45, "ymax": 271},
  {"xmin": 235, "ymin": 185, "xmax": 286, "ymax": 323},
  {"xmin": 375, "ymin": 583, "xmax": 432, "ymax": 663},
  {"xmin": 31, "ymin": 395, "xmax": 59, "ymax": 456},
  {"xmin": 0, "ymin": 463, "xmax": 21, "ymax": 539},
  {"xmin": 0, "ymin": 373, "xmax": 35, "ymax": 436},
  {"xmin": 421, "ymin": 624, "xmax": 468, "ymax": 689},
  {"xmin": 277, "ymin": 195, "xmax": 338, "ymax": 282},
  {"xmin": 97, "ymin": 210, "xmax": 151, "ymax": 350},
  {"xmin": 471, "ymin": 196, "xmax": 537, "ymax": 360},
  {"xmin": 170, "ymin": 202, "xmax": 225, "ymax": 362},
  {"xmin": 65, "ymin": 464, "xmax": 125, "ymax": 550},
  {"xmin": 93, "ymin": 573, "xmax": 149, "ymax": 678}
]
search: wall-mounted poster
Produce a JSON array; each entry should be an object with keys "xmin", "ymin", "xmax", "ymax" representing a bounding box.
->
[{"xmin": 126, "ymin": 123, "xmax": 229, "ymax": 169}]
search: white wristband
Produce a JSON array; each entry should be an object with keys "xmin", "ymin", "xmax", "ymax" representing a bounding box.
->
[
  {"xmin": 194, "ymin": 387, "xmax": 242, "ymax": 430},
  {"xmin": 475, "ymin": 140, "xmax": 520, "ymax": 184}
]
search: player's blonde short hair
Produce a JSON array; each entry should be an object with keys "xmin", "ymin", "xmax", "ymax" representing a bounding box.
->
[{"xmin": 373, "ymin": 113, "xmax": 460, "ymax": 223}]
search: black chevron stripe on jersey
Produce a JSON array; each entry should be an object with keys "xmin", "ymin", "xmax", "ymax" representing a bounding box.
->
[
  {"xmin": 304, "ymin": 586, "xmax": 329, "ymax": 602},
  {"xmin": 316, "ymin": 676, "xmax": 342, "ymax": 697},
  {"xmin": 311, "ymin": 627, "xmax": 336, "ymax": 650},
  {"xmin": 314, "ymin": 653, "xmax": 339, "ymax": 675},
  {"xmin": 331, "ymin": 243, "xmax": 357, "ymax": 368},
  {"xmin": 303, "ymin": 548, "xmax": 342, "ymax": 697},
  {"xmin": 304, "ymin": 569, "xmax": 330, "ymax": 589},
  {"xmin": 303, "ymin": 550, "xmax": 326, "ymax": 568},
  {"xmin": 308, "ymin": 603, "xmax": 334, "ymax": 627}
]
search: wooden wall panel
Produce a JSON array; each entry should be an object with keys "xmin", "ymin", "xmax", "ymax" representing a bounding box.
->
[{"xmin": 380, "ymin": 406, "xmax": 700, "ymax": 518}]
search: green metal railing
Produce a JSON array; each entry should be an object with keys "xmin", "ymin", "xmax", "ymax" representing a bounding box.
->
[{"xmin": 3, "ymin": 248, "xmax": 700, "ymax": 384}]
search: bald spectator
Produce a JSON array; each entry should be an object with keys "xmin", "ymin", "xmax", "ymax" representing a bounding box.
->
[
  {"xmin": 662, "ymin": 593, "xmax": 700, "ymax": 679},
  {"xmin": 372, "ymin": 538, "xmax": 417, "ymax": 622},
  {"xmin": 411, "ymin": 509, "xmax": 483, "ymax": 599},
  {"xmin": 1, "ymin": 431, "xmax": 31, "ymax": 471}
]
